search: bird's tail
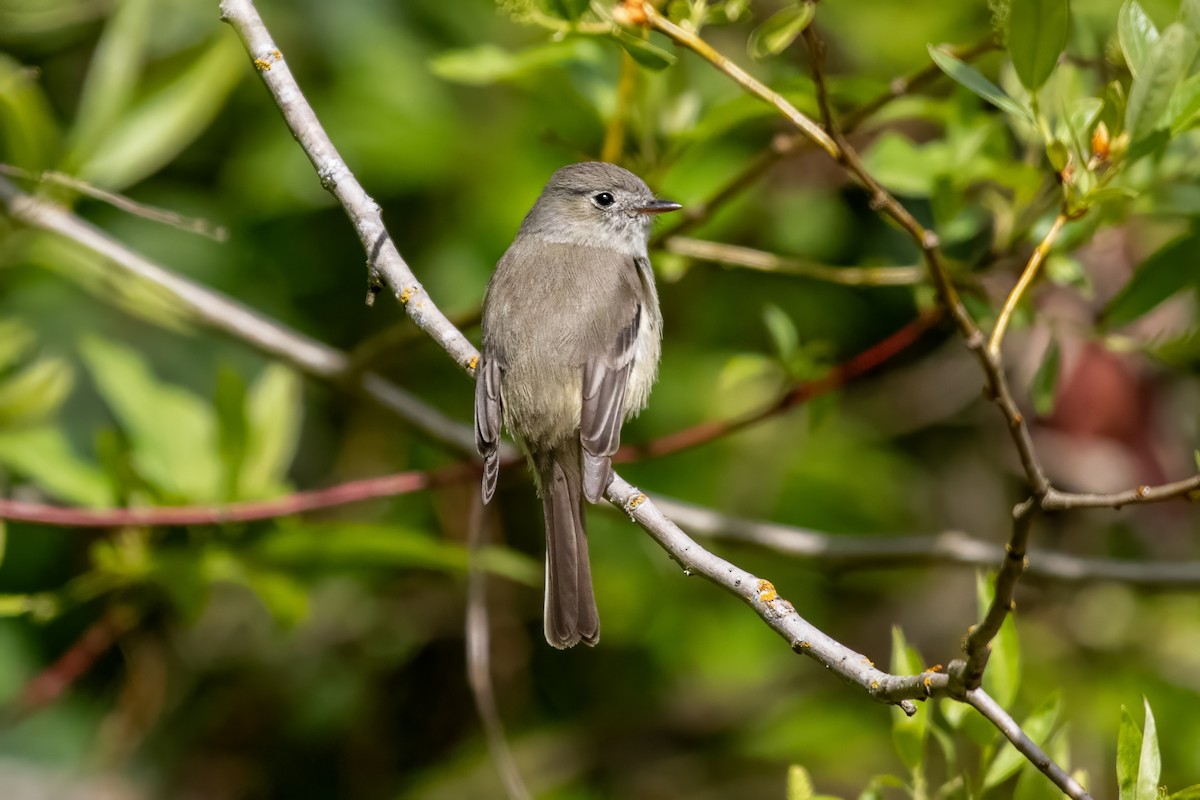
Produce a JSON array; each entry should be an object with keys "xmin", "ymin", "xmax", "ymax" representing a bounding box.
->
[{"xmin": 533, "ymin": 441, "xmax": 599, "ymax": 648}]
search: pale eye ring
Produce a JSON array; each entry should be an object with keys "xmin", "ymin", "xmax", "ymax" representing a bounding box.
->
[{"xmin": 593, "ymin": 192, "xmax": 615, "ymax": 207}]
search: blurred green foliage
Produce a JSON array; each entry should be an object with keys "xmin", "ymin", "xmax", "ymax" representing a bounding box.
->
[{"xmin": 1, "ymin": 0, "xmax": 1199, "ymax": 798}]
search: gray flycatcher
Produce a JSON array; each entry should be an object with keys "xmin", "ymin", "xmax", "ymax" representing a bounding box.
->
[{"xmin": 474, "ymin": 162, "xmax": 680, "ymax": 649}]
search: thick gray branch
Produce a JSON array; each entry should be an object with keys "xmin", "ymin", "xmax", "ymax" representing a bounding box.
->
[{"xmin": 219, "ymin": 0, "xmax": 478, "ymax": 373}]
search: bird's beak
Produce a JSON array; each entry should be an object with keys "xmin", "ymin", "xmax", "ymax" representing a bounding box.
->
[{"xmin": 636, "ymin": 200, "xmax": 682, "ymax": 215}]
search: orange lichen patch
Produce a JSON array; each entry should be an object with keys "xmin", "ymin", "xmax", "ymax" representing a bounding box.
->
[
  {"xmin": 923, "ymin": 675, "xmax": 933, "ymax": 688},
  {"xmin": 1136, "ymin": 485, "xmax": 1151, "ymax": 498},
  {"xmin": 627, "ymin": 493, "xmax": 647, "ymax": 510},
  {"xmin": 863, "ymin": 658, "xmax": 874, "ymax": 667},
  {"xmin": 612, "ymin": 0, "xmax": 648, "ymax": 26},
  {"xmin": 756, "ymin": 579, "xmax": 778, "ymax": 603},
  {"xmin": 928, "ymin": 664, "xmax": 944, "ymax": 673},
  {"xmin": 254, "ymin": 57, "xmax": 273, "ymax": 71},
  {"xmin": 467, "ymin": 355, "xmax": 479, "ymax": 372},
  {"xmin": 399, "ymin": 286, "xmax": 418, "ymax": 304},
  {"xmin": 871, "ymin": 680, "xmax": 880, "ymax": 690}
]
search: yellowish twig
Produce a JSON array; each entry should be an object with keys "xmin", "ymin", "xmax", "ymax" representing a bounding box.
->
[
  {"xmin": 638, "ymin": 4, "xmax": 839, "ymax": 159},
  {"xmin": 601, "ymin": 51, "xmax": 638, "ymax": 163},
  {"xmin": 988, "ymin": 214, "xmax": 1066, "ymax": 355},
  {"xmin": 663, "ymin": 236, "xmax": 924, "ymax": 286}
]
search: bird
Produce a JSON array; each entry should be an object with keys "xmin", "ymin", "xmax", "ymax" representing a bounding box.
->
[{"xmin": 474, "ymin": 161, "xmax": 680, "ymax": 648}]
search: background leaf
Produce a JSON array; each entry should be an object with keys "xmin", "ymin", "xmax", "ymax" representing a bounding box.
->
[
  {"xmin": 1104, "ymin": 232, "xmax": 1200, "ymax": 327},
  {"xmin": 1007, "ymin": 0, "xmax": 1069, "ymax": 92},
  {"xmin": 79, "ymin": 335, "xmax": 222, "ymax": 501},
  {"xmin": 1125, "ymin": 23, "xmax": 1196, "ymax": 142},
  {"xmin": 749, "ymin": 3, "xmax": 816, "ymax": 60},
  {"xmin": 1119, "ymin": 0, "xmax": 1159, "ymax": 78},
  {"xmin": 927, "ymin": 45, "xmax": 1036, "ymax": 123}
]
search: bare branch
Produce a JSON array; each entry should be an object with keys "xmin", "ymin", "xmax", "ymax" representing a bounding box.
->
[
  {"xmin": 961, "ymin": 499, "xmax": 1037, "ymax": 688},
  {"xmin": 607, "ymin": 475, "xmax": 946, "ymax": 713},
  {"xmin": 966, "ymin": 689, "xmax": 1092, "ymax": 800},
  {"xmin": 0, "ymin": 176, "xmax": 481, "ymax": 457},
  {"xmin": 466, "ymin": 496, "xmax": 531, "ymax": 800},
  {"xmin": 0, "ymin": 467, "xmax": 454, "ymax": 527},
  {"xmin": 0, "ymin": 163, "xmax": 228, "ymax": 241},
  {"xmin": 11, "ymin": 605, "xmax": 138, "ymax": 720},
  {"xmin": 654, "ymin": 38, "xmax": 997, "ymax": 243},
  {"xmin": 655, "ymin": 496, "xmax": 1200, "ymax": 587},
  {"xmin": 1044, "ymin": 476, "xmax": 1200, "ymax": 509},
  {"xmin": 663, "ymin": 236, "xmax": 924, "ymax": 286},
  {"xmin": 219, "ymin": 0, "xmax": 479, "ymax": 373}
]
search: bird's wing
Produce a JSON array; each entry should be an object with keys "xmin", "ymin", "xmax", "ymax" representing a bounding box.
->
[
  {"xmin": 579, "ymin": 305, "xmax": 640, "ymax": 503},
  {"xmin": 474, "ymin": 354, "xmax": 503, "ymax": 503}
]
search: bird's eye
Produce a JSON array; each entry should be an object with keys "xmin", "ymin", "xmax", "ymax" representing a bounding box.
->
[{"xmin": 593, "ymin": 192, "xmax": 615, "ymax": 207}]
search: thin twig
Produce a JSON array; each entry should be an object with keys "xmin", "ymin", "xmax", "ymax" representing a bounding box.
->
[
  {"xmin": 11, "ymin": 605, "xmax": 138, "ymax": 720},
  {"xmin": 1044, "ymin": 476, "xmax": 1200, "ymax": 509},
  {"xmin": 655, "ymin": 496, "xmax": 1200, "ymax": 587},
  {"xmin": 466, "ymin": 495, "xmax": 531, "ymax": 800},
  {"xmin": 601, "ymin": 50, "xmax": 637, "ymax": 164},
  {"xmin": 0, "ymin": 467, "xmax": 459, "ymax": 527},
  {"xmin": 653, "ymin": 37, "xmax": 997, "ymax": 243},
  {"xmin": 619, "ymin": 309, "xmax": 942, "ymax": 460},
  {"xmin": 966, "ymin": 689, "xmax": 1093, "ymax": 800},
  {"xmin": 641, "ymin": 6, "xmax": 838, "ymax": 158},
  {"xmin": 989, "ymin": 213, "xmax": 1067, "ymax": 355},
  {"xmin": 0, "ymin": 164, "xmax": 228, "ymax": 242},
  {"xmin": 961, "ymin": 498, "xmax": 1037, "ymax": 688},
  {"xmin": 0, "ymin": 176, "xmax": 484, "ymax": 457},
  {"xmin": 663, "ymin": 236, "xmax": 924, "ymax": 285}
]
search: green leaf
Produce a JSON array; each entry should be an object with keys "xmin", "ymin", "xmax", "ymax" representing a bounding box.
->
[
  {"xmin": 0, "ymin": 320, "xmax": 35, "ymax": 371},
  {"xmin": 1117, "ymin": 706, "xmax": 1142, "ymax": 800},
  {"xmin": 1045, "ymin": 139, "xmax": 1069, "ymax": 171},
  {"xmin": 977, "ymin": 572, "xmax": 1021, "ymax": 707},
  {"xmin": 763, "ymin": 304, "xmax": 799, "ymax": 362},
  {"xmin": 984, "ymin": 693, "xmax": 1060, "ymax": 788},
  {"xmin": 1167, "ymin": 785, "xmax": 1200, "ymax": 800},
  {"xmin": 214, "ymin": 365, "xmax": 248, "ymax": 502},
  {"xmin": 67, "ymin": 0, "xmax": 153, "ymax": 155},
  {"xmin": 1137, "ymin": 698, "xmax": 1160, "ymax": 800},
  {"xmin": 787, "ymin": 764, "xmax": 815, "ymax": 800},
  {"xmin": 79, "ymin": 335, "xmax": 222, "ymax": 501},
  {"xmin": 614, "ymin": 30, "xmax": 677, "ymax": 71},
  {"xmin": 0, "ymin": 356, "xmax": 73, "ymax": 427},
  {"xmin": 240, "ymin": 363, "xmax": 302, "ymax": 499},
  {"xmin": 1031, "ymin": 337, "xmax": 1061, "ymax": 416},
  {"xmin": 927, "ymin": 45, "xmax": 1036, "ymax": 124},
  {"xmin": 0, "ymin": 54, "xmax": 64, "ymax": 170},
  {"xmin": 547, "ymin": 0, "xmax": 590, "ymax": 22},
  {"xmin": 749, "ymin": 3, "xmax": 816, "ymax": 60},
  {"xmin": 1104, "ymin": 232, "xmax": 1200, "ymax": 327},
  {"xmin": 1182, "ymin": 0, "xmax": 1200, "ymax": 36},
  {"xmin": 1125, "ymin": 23, "xmax": 1196, "ymax": 143},
  {"xmin": 256, "ymin": 523, "xmax": 540, "ymax": 586},
  {"xmin": 1168, "ymin": 72, "xmax": 1200, "ymax": 133},
  {"xmin": 429, "ymin": 40, "xmax": 594, "ymax": 86},
  {"xmin": 1007, "ymin": 0, "xmax": 1069, "ymax": 91},
  {"xmin": 1119, "ymin": 0, "xmax": 1160, "ymax": 78},
  {"xmin": 78, "ymin": 34, "xmax": 245, "ymax": 189},
  {"xmin": 890, "ymin": 626, "xmax": 928, "ymax": 771},
  {"xmin": 0, "ymin": 425, "xmax": 115, "ymax": 507}
]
